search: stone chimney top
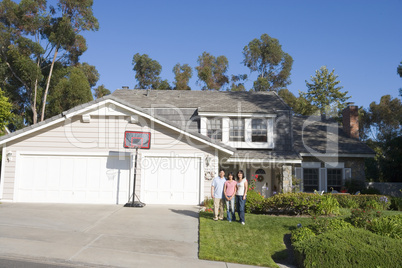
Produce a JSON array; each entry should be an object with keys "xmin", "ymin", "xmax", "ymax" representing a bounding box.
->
[{"xmin": 342, "ymin": 103, "xmax": 359, "ymax": 139}]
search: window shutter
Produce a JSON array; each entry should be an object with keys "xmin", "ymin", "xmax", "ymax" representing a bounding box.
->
[
  {"xmin": 320, "ymin": 168, "xmax": 327, "ymax": 192},
  {"xmin": 295, "ymin": 167, "xmax": 303, "ymax": 192}
]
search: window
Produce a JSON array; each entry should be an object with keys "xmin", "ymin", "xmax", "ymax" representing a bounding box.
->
[
  {"xmin": 327, "ymin": 169, "xmax": 342, "ymax": 192},
  {"xmin": 229, "ymin": 119, "xmax": 245, "ymax": 141},
  {"xmin": 303, "ymin": 168, "xmax": 319, "ymax": 192},
  {"xmin": 251, "ymin": 119, "xmax": 267, "ymax": 142},
  {"xmin": 207, "ymin": 118, "xmax": 222, "ymax": 141}
]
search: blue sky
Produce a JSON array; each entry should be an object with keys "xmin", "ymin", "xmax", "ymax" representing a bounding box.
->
[{"xmin": 80, "ymin": 0, "xmax": 402, "ymax": 109}]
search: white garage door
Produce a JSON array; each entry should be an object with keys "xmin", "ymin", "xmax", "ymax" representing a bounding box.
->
[
  {"xmin": 16, "ymin": 154, "xmax": 130, "ymax": 204},
  {"xmin": 142, "ymin": 156, "xmax": 200, "ymax": 205}
]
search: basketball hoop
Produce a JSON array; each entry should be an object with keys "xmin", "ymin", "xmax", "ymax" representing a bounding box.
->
[{"xmin": 123, "ymin": 131, "xmax": 150, "ymax": 208}]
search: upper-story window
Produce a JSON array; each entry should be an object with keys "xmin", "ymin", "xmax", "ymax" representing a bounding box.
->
[
  {"xmin": 229, "ymin": 119, "xmax": 245, "ymax": 142},
  {"xmin": 207, "ymin": 118, "xmax": 222, "ymax": 141},
  {"xmin": 251, "ymin": 118, "xmax": 267, "ymax": 142}
]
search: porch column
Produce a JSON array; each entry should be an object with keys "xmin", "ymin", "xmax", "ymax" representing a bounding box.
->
[{"xmin": 282, "ymin": 165, "xmax": 292, "ymax": 193}]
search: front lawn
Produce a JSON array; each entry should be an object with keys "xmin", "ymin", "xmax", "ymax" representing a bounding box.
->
[{"xmin": 199, "ymin": 211, "xmax": 312, "ymax": 267}]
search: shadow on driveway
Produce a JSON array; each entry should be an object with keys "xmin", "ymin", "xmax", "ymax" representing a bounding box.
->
[{"xmin": 169, "ymin": 208, "xmax": 200, "ymax": 218}]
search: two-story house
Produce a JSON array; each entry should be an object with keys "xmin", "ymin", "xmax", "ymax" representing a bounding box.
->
[{"xmin": 0, "ymin": 89, "xmax": 374, "ymax": 205}]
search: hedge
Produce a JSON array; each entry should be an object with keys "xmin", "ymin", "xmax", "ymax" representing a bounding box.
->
[
  {"xmin": 293, "ymin": 228, "xmax": 402, "ymax": 268},
  {"xmin": 244, "ymin": 192, "xmax": 393, "ymax": 216}
]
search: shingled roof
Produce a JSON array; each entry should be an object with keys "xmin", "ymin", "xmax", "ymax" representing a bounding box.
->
[
  {"xmin": 292, "ymin": 115, "xmax": 375, "ymax": 156},
  {"xmin": 112, "ymin": 89, "xmax": 290, "ymax": 113}
]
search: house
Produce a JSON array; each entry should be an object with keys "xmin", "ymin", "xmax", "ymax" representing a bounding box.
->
[{"xmin": 0, "ymin": 89, "xmax": 375, "ymax": 205}]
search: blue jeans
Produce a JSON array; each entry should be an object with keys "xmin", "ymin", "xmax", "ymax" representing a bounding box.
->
[
  {"xmin": 236, "ymin": 195, "xmax": 246, "ymax": 223},
  {"xmin": 226, "ymin": 196, "xmax": 235, "ymax": 221}
]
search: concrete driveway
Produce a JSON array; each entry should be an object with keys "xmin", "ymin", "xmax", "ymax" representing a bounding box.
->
[{"xmin": 0, "ymin": 203, "xmax": 260, "ymax": 268}]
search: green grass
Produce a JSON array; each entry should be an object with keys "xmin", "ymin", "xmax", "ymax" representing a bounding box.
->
[{"xmin": 199, "ymin": 211, "xmax": 312, "ymax": 267}]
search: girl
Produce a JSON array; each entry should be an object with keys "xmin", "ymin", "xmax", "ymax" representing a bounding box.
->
[
  {"xmin": 224, "ymin": 172, "xmax": 237, "ymax": 222},
  {"xmin": 235, "ymin": 170, "xmax": 248, "ymax": 225}
]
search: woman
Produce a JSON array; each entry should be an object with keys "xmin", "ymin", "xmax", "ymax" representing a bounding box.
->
[
  {"xmin": 235, "ymin": 170, "xmax": 248, "ymax": 225},
  {"xmin": 224, "ymin": 172, "xmax": 237, "ymax": 222}
]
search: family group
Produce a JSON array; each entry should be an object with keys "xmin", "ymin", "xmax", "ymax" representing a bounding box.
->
[{"xmin": 210, "ymin": 169, "xmax": 248, "ymax": 225}]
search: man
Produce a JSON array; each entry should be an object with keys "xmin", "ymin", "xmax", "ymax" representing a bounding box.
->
[{"xmin": 211, "ymin": 169, "xmax": 226, "ymax": 221}]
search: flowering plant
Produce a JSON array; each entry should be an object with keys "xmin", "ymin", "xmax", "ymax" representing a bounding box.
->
[{"xmin": 248, "ymin": 175, "xmax": 257, "ymax": 191}]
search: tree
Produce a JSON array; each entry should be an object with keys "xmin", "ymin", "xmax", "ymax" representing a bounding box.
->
[
  {"xmin": 77, "ymin": 62, "xmax": 99, "ymax": 88},
  {"xmin": 158, "ymin": 79, "xmax": 172, "ymax": 90},
  {"xmin": 173, "ymin": 63, "xmax": 192, "ymax": 90},
  {"xmin": 398, "ymin": 61, "xmax": 402, "ymax": 98},
  {"xmin": 360, "ymin": 95, "xmax": 402, "ymax": 182},
  {"xmin": 40, "ymin": 0, "xmax": 99, "ymax": 121},
  {"xmin": 132, "ymin": 53, "xmax": 162, "ymax": 89},
  {"xmin": 243, "ymin": 33, "xmax": 293, "ymax": 92},
  {"xmin": 0, "ymin": 0, "xmax": 99, "ymax": 124},
  {"xmin": 0, "ymin": 0, "xmax": 47, "ymax": 124},
  {"xmin": 229, "ymin": 74, "xmax": 247, "ymax": 91},
  {"xmin": 195, "ymin": 52, "xmax": 228, "ymax": 90},
  {"xmin": 278, "ymin": 88, "xmax": 315, "ymax": 115},
  {"xmin": 0, "ymin": 87, "xmax": 14, "ymax": 133},
  {"xmin": 46, "ymin": 67, "xmax": 93, "ymax": 117},
  {"xmin": 93, "ymin": 84, "xmax": 110, "ymax": 99},
  {"xmin": 303, "ymin": 66, "xmax": 351, "ymax": 117}
]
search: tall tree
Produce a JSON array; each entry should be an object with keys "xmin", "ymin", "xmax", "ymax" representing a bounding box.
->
[
  {"xmin": 173, "ymin": 63, "xmax": 192, "ymax": 90},
  {"xmin": 243, "ymin": 33, "xmax": 293, "ymax": 92},
  {"xmin": 0, "ymin": 87, "xmax": 14, "ymax": 133},
  {"xmin": 303, "ymin": 66, "xmax": 351, "ymax": 117},
  {"xmin": 0, "ymin": 0, "xmax": 98, "ymax": 124},
  {"xmin": 132, "ymin": 53, "xmax": 162, "ymax": 89},
  {"xmin": 229, "ymin": 74, "xmax": 247, "ymax": 91},
  {"xmin": 278, "ymin": 88, "xmax": 315, "ymax": 115},
  {"xmin": 41, "ymin": 0, "xmax": 99, "ymax": 121},
  {"xmin": 46, "ymin": 67, "xmax": 92, "ymax": 117},
  {"xmin": 360, "ymin": 95, "xmax": 402, "ymax": 182},
  {"xmin": 0, "ymin": 0, "xmax": 47, "ymax": 124},
  {"xmin": 398, "ymin": 61, "xmax": 402, "ymax": 98},
  {"xmin": 93, "ymin": 84, "xmax": 110, "ymax": 99},
  {"xmin": 195, "ymin": 52, "xmax": 228, "ymax": 90},
  {"xmin": 77, "ymin": 62, "xmax": 99, "ymax": 88}
]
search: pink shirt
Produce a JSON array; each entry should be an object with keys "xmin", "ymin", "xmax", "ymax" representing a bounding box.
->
[{"xmin": 224, "ymin": 180, "xmax": 237, "ymax": 196}]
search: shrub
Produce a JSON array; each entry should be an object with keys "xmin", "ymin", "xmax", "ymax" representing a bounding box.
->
[
  {"xmin": 369, "ymin": 214, "xmax": 402, "ymax": 239},
  {"xmin": 245, "ymin": 190, "xmax": 265, "ymax": 213},
  {"xmin": 331, "ymin": 194, "xmax": 359, "ymax": 208},
  {"xmin": 264, "ymin": 193, "xmax": 322, "ymax": 215},
  {"xmin": 331, "ymin": 194, "xmax": 391, "ymax": 210},
  {"xmin": 315, "ymin": 195, "xmax": 340, "ymax": 216},
  {"xmin": 363, "ymin": 199, "xmax": 383, "ymax": 210},
  {"xmin": 310, "ymin": 218, "xmax": 353, "ymax": 235},
  {"xmin": 203, "ymin": 197, "xmax": 213, "ymax": 208},
  {"xmin": 293, "ymin": 228, "xmax": 402, "ymax": 268},
  {"xmin": 349, "ymin": 208, "xmax": 382, "ymax": 229},
  {"xmin": 291, "ymin": 227, "xmax": 315, "ymax": 244},
  {"xmin": 390, "ymin": 196, "xmax": 402, "ymax": 211}
]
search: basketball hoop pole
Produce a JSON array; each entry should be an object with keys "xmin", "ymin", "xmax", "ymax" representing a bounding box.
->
[{"xmin": 131, "ymin": 146, "xmax": 139, "ymax": 206}]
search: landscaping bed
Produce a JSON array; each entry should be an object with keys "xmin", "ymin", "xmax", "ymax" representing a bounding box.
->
[{"xmin": 199, "ymin": 192, "xmax": 402, "ymax": 267}]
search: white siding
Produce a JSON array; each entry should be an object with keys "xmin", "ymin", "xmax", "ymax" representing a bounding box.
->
[{"xmin": 2, "ymin": 115, "xmax": 217, "ymax": 202}]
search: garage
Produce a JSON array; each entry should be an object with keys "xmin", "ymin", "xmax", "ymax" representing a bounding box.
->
[
  {"xmin": 15, "ymin": 153, "xmax": 130, "ymax": 204},
  {"xmin": 142, "ymin": 156, "xmax": 201, "ymax": 205}
]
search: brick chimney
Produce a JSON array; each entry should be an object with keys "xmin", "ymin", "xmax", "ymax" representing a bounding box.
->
[{"xmin": 342, "ymin": 103, "xmax": 359, "ymax": 139}]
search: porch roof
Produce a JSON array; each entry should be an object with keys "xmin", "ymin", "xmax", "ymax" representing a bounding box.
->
[{"xmin": 225, "ymin": 149, "xmax": 302, "ymax": 164}]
